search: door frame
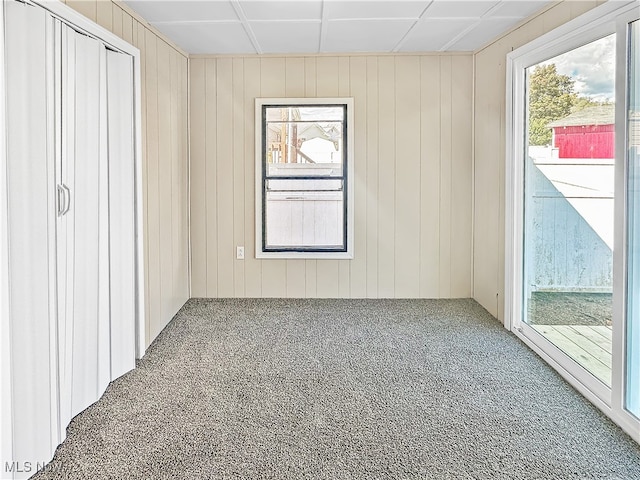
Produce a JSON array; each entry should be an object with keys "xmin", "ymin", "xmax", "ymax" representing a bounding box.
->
[
  {"xmin": 0, "ymin": 0, "xmax": 13, "ymax": 471},
  {"xmin": 1, "ymin": 0, "xmax": 146, "ymax": 472},
  {"xmin": 505, "ymin": 0, "xmax": 640, "ymax": 443}
]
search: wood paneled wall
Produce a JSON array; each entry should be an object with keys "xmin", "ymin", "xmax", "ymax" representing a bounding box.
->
[
  {"xmin": 62, "ymin": 0, "xmax": 190, "ymax": 346},
  {"xmin": 190, "ymin": 54, "xmax": 473, "ymax": 299},
  {"xmin": 60, "ymin": 0, "xmax": 603, "ymax": 330},
  {"xmin": 472, "ymin": 0, "xmax": 604, "ymax": 321}
]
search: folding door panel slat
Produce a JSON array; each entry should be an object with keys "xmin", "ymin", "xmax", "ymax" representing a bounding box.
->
[
  {"xmin": 106, "ymin": 48, "xmax": 136, "ymax": 380},
  {"xmin": 66, "ymin": 27, "xmax": 107, "ymax": 420},
  {"xmin": 4, "ymin": 0, "xmax": 59, "ymax": 471}
]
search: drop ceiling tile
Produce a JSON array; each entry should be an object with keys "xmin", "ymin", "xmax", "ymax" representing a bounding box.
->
[
  {"xmin": 323, "ymin": 1, "xmax": 430, "ymax": 19},
  {"xmin": 124, "ymin": 0, "xmax": 557, "ymax": 55},
  {"xmin": 323, "ymin": 19, "xmax": 416, "ymax": 53},
  {"xmin": 125, "ymin": 1, "xmax": 238, "ymax": 22},
  {"xmin": 449, "ymin": 17, "xmax": 522, "ymax": 50},
  {"xmin": 423, "ymin": 0, "xmax": 496, "ymax": 19},
  {"xmin": 400, "ymin": 18, "xmax": 477, "ymax": 51},
  {"xmin": 151, "ymin": 22, "xmax": 256, "ymax": 55},
  {"xmin": 250, "ymin": 21, "xmax": 321, "ymax": 53},
  {"xmin": 240, "ymin": 1, "xmax": 322, "ymax": 20},
  {"xmin": 488, "ymin": 0, "xmax": 549, "ymax": 18}
]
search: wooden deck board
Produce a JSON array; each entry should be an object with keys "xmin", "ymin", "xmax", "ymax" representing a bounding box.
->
[
  {"xmin": 566, "ymin": 325, "xmax": 612, "ymax": 354},
  {"xmin": 553, "ymin": 326, "xmax": 612, "ymax": 366},
  {"xmin": 532, "ymin": 324, "xmax": 612, "ymax": 386},
  {"xmin": 590, "ymin": 324, "xmax": 613, "ymax": 341}
]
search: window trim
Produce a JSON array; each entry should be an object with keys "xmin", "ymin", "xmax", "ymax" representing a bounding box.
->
[{"xmin": 255, "ymin": 97, "xmax": 355, "ymax": 259}]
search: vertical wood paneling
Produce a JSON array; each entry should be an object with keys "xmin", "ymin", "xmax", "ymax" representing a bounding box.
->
[
  {"xmin": 377, "ymin": 57, "xmax": 396, "ymax": 297},
  {"xmin": 285, "ymin": 57, "xmax": 307, "ymax": 298},
  {"xmin": 474, "ymin": 48, "xmax": 501, "ymax": 315},
  {"xmin": 190, "ymin": 60, "xmax": 206, "ymax": 297},
  {"xmin": 233, "ymin": 58, "xmax": 246, "ymax": 297},
  {"xmin": 111, "ymin": 5, "xmax": 122, "ymax": 39},
  {"xmin": 451, "ymin": 56, "xmax": 473, "ymax": 298},
  {"xmin": 394, "ymin": 57, "xmax": 421, "ymax": 297},
  {"xmin": 420, "ymin": 56, "xmax": 441, "ymax": 297},
  {"xmin": 179, "ymin": 55, "xmax": 189, "ymax": 301},
  {"xmin": 570, "ymin": 1, "xmax": 598, "ymax": 18},
  {"xmin": 143, "ymin": 30, "xmax": 161, "ymax": 340},
  {"xmin": 64, "ymin": 0, "xmax": 600, "ymax": 337},
  {"xmin": 244, "ymin": 58, "xmax": 262, "ymax": 297},
  {"xmin": 170, "ymin": 49, "xmax": 182, "ymax": 310},
  {"xmin": 135, "ymin": 24, "xmax": 151, "ymax": 345},
  {"xmin": 140, "ymin": 31, "xmax": 189, "ymax": 341},
  {"xmin": 439, "ymin": 57, "xmax": 453, "ymax": 298},
  {"xmin": 544, "ymin": 0, "xmax": 572, "ymax": 32},
  {"xmin": 65, "ymin": 1, "xmax": 191, "ymax": 347},
  {"xmin": 156, "ymin": 41, "xmax": 173, "ymax": 330},
  {"xmin": 205, "ymin": 60, "xmax": 218, "ymax": 297},
  {"xmin": 96, "ymin": 0, "xmax": 112, "ymax": 31},
  {"xmin": 190, "ymin": 54, "xmax": 474, "ymax": 303},
  {"xmin": 67, "ymin": 0, "xmax": 96, "ymax": 22},
  {"xmin": 259, "ymin": 58, "xmax": 287, "ymax": 297},
  {"xmin": 316, "ymin": 57, "xmax": 340, "ymax": 95},
  {"xmin": 349, "ymin": 56, "xmax": 367, "ymax": 298},
  {"xmin": 121, "ymin": 12, "xmax": 133, "ymax": 45},
  {"xmin": 315, "ymin": 57, "xmax": 341, "ymax": 298},
  {"xmin": 285, "ymin": 57, "xmax": 305, "ymax": 95},
  {"xmin": 473, "ymin": 1, "xmax": 601, "ymax": 319},
  {"xmin": 365, "ymin": 57, "xmax": 379, "ymax": 298},
  {"xmin": 216, "ymin": 59, "xmax": 234, "ymax": 297},
  {"xmin": 130, "ymin": 21, "xmax": 138, "ymax": 53},
  {"xmin": 338, "ymin": 56, "xmax": 351, "ymax": 298},
  {"xmin": 304, "ymin": 57, "xmax": 318, "ymax": 297}
]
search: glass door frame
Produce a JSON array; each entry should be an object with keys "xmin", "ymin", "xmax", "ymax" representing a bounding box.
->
[
  {"xmin": 615, "ymin": 10, "xmax": 640, "ymax": 428},
  {"xmin": 505, "ymin": 0, "xmax": 640, "ymax": 442}
]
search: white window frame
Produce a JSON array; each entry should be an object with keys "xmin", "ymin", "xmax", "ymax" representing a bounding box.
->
[
  {"xmin": 255, "ymin": 97, "xmax": 355, "ymax": 260},
  {"xmin": 505, "ymin": 0, "xmax": 640, "ymax": 443}
]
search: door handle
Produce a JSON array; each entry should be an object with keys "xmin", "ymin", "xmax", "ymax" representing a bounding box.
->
[
  {"xmin": 57, "ymin": 184, "xmax": 65, "ymax": 216},
  {"xmin": 62, "ymin": 184, "xmax": 71, "ymax": 215},
  {"xmin": 57, "ymin": 184, "xmax": 71, "ymax": 216}
]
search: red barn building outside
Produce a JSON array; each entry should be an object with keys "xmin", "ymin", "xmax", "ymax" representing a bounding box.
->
[{"xmin": 548, "ymin": 104, "xmax": 614, "ymax": 159}]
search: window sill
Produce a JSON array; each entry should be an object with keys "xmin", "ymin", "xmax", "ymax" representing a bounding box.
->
[{"xmin": 255, "ymin": 250, "xmax": 354, "ymax": 260}]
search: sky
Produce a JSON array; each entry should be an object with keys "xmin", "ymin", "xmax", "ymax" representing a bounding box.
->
[{"xmin": 539, "ymin": 34, "xmax": 616, "ymax": 103}]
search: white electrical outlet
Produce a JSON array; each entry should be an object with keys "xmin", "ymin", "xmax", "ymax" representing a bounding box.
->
[{"xmin": 236, "ymin": 246, "xmax": 245, "ymax": 260}]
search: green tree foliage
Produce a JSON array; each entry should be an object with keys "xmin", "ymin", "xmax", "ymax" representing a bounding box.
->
[
  {"xmin": 528, "ymin": 63, "xmax": 613, "ymax": 146},
  {"xmin": 528, "ymin": 64, "xmax": 576, "ymax": 146},
  {"xmin": 571, "ymin": 95, "xmax": 607, "ymax": 113}
]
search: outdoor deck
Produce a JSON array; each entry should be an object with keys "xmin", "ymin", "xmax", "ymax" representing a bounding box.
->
[{"xmin": 532, "ymin": 324, "xmax": 612, "ymax": 386}]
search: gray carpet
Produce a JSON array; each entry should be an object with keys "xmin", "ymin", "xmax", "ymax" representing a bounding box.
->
[{"xmin": 34, "ymin": 299, "xmax": 640, "ymax": 479}]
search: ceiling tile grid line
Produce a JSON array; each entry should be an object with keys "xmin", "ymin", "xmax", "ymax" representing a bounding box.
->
[
  {"xmin": 392, "ymin": 0, "xmax": 439, "ymax": 52},
  {"xmin": 230, "ymin": 0, "xmax": 263, "ymax": 53},
  {"xmin": 437, "ymin": 0, "xmax": 511, "ymax": 51},
  {"xmin": 123, "ymin": 0, "xmax": 554, "ymax": 55},
  {"xmin": 319, "ymin": 1, "xmax": 329, "ymax": 54},
  {"xmin": 439, "ymin": 20, "xmax": 485, "ymax": 51}
]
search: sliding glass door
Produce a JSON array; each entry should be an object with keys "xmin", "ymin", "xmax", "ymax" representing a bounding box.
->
[
  {"xmin": 506, "ymin": 1, "xmax": 640, "ymax": 440},
  {"xmin": 523, "ymin": 35, "xmax": 616, "ymax": 387},
  {"xmin": 626, "ymin": 20, "xmax": 639, "ymax": 419}
]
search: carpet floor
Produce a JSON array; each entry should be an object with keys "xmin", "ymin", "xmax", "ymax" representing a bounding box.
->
[{"xmin": 34, "ymin": 299, "xmax": 640, "ymax": 479}]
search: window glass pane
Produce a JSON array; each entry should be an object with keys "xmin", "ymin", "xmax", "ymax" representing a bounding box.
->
[
  {"xmin": 523, "ymin": 35, "xmax": 616, "ymax": 386},
  {"xmin": 626, "ymin": 20, "xmax": 640, "ymax": 418},
  {"xmin": 264, "ymin": 106, "xmax": 344, "ymax": 177},
  {"xmin": 258, "ymin": 99, "xmax": 352, "ymax": 256},
  {"xmin": 265, "ymin": 106, "xmax": 344, "ymax": 122},
  {"xmin": 265, "ymin": 189, "xmax": 344, "ymax": 250},
  {"xmin": 267, "ymin": 178, "xmax": 343, "ymax": 192}
]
